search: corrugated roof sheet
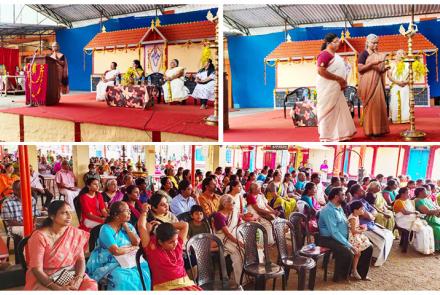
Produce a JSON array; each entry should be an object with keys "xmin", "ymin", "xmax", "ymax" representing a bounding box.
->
[
  {"xmin": 225, "ymin": 4, "xmax": 440, "ymax": 29},
  {"xmin": 266, "ymin": 33, "xmax": 438, "ymax": 60}
]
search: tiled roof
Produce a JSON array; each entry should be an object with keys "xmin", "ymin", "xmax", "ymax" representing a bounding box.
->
[
  {"xmin": 143, "ymin": 21, "xmax": 216, "ymax": 42},
  {"xmin": 266, "ymin": 34, "xmax": 437, "ymax": 60},
  {"xmin": 85, "ymin": 21, "xmax": 216, "ymax": 49}
]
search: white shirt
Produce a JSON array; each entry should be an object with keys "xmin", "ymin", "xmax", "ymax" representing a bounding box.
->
[{"xmin": 30, "ymin": 171, "xmax": 44, "ymax": 190}]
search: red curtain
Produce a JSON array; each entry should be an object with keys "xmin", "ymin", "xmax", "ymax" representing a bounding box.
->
[
  {"xmin": 0, "ymin": 47, "xmax": 19, "ymax": 87},
  {"xmin": 242, "ymin": 151, "xmax": 250, "ymax": 170}
]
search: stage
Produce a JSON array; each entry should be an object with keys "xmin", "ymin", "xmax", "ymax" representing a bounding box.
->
[
  {"xmin": 224, "ymin": 107, "xmax": 440, "ymax": 142},
  {"xmin": 0, "ymin": 93, "xmax": 217, "ymax": 142}
]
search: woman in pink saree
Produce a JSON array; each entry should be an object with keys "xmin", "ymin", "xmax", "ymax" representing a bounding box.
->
[
  {"xmin": 357, "ymin": 34, "xmax": 390, "ymax": 137},
  {"xmin": 316, "ymin": 33, "xmax": 357, "ymax": 142},
  {"xmin": 24, "ymin": 200, "xmax": 97, "ymax": 290}
]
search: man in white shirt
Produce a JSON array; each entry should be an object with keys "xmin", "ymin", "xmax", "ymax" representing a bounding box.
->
[
  {"xmin": 30, "ymin": 165, "xmax": 54, "ymax": 210},
  {"xmin": 170, "ymin": 179, "xmax": 197, "ymax": 216},
  {"xmin": 311, "ymin": 172, "xmax": 326, "ymax": 205},
  {"xmin": 55, "ymin": 160, "xmax": 80, "ymax": 210}
]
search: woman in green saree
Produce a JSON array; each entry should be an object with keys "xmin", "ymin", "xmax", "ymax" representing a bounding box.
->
[{"xmin": 414, "ymin": 187, "xmax": 440, "ymax": 251}]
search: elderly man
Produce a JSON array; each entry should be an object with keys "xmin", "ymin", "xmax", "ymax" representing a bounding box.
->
[
  {"xmin": 1, "ymin": 180, "xmax": 40, "ymax": 237},
  {"xmin": 30, "ymin": 165, "xmax": 53, "ymax": 210},
  {"xmin": 55, "ymin": 160, "xmax": 80, "ymax": 210}
]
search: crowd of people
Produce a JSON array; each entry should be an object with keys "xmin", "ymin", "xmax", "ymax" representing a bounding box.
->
[{"xmin": 1, "ymin": 153, "xmax": 440, "ymax": 290}]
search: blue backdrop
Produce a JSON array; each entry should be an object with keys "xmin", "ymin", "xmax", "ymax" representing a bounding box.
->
[
  {"xmin": 56, "ymin": 8, "xmax": 217, "ymax": 91},
  {"xmin": 228, "ymin": 19, "xmax": 440, "ymax": 108}
]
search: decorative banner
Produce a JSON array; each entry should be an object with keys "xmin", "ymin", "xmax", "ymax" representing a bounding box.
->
[
  {"xmin": 144, "ymin": 44, "xmax": 164, "ymax": 73},
  {"xmin": 25, "ymin": 63, "xmax": 48, "ymax": 105}
]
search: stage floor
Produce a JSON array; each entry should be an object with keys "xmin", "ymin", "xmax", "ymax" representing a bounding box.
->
[
  {"xmin": 0, "ymin": 93, "xmax": 217, "ymax": 142},
  {"xmin": 224, "ymin": 107, "xmax": 440, "ymax": 142}
]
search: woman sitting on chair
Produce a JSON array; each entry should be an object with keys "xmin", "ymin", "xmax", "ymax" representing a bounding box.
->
[
  {"xmin": 162, "ymin": 59, "xmax": 189, "ymax": 103},
  {"xmin": 24, "ymin": 201, "xmax": 97, "ymax": 290},
  {"xmin": 122, "ymin": 60, "xmax": 144, "ymax": 86},
  {"xmin": 96, "ymin": 62, "xmax": 120, "ymax": 101},
  {"xmin": 86, "ymin": 201, "xmax": 152, "ymax": 290},
  {"xmin": 192, "ymin": 58, "xmax": 215, "ymax": 109}
]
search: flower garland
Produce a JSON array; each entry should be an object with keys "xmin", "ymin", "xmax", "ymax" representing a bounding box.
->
[{"xmin": 28, "ymin": 64, "xmax": 46, "ymax": 98}]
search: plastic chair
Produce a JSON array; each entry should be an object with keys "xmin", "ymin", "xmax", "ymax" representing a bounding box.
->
[
  {"xmin": 16, "ymin": 236, "xmax": 29, "ymax": 272},
  {"xmin": 272, "ymin": 218, "xmax": 317, "ymax": 290},
  {"xmin": 289, "ymin": 212, "xmax": 332, "ymax": 282},
  {"xmin": 136, "ymin": 247, "xmax": 147, "ymax": 291},
  {"xmin": 283, "ymin": 87, "xmax": 311, "ymax": 119},
  {"xmin": 88, "ymin": 224, "xmax": 104, "ymax": 253},
  {"xmin": 186, "ymin": 233, "xmax": 232, "ymax": 290},
  {"xmin": 176, "ymin": 211, "xmax": 192, "ymax": 222},
  {"xmin": 343, "ymin": 86, "xmax": 361, "ymax": 119},
  {"xmin": 237, "ymin": 222, "xmax": 285, "ymax": 290}
]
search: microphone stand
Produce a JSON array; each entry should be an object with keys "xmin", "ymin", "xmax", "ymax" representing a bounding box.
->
[{"xmin": 28, "ymin": 48, "xmax": 39, "ymax": 107}]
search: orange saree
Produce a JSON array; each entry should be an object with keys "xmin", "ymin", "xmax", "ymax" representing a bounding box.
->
[
  {"xmin": 358, "ymin": 52, "xmax": 390, "ymax": 137},
  {"xmin": 24, "ymin": 226, "xmax": 97, "ymax": 290}
]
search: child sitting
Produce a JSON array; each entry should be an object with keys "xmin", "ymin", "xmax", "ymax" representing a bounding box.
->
[
  {"xmin": 188, "ymin": 205, "xmax": 211, "ymax": 238},
  {"xmin": 138, "ymin": 204, "xmax": 201, "ymax": 291},
  {"xmin": 348, "ymin": 201, "xmax": 372, "ymax": 280}
]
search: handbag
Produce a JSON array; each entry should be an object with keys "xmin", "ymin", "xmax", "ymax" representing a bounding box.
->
[{"xmin": 49, "ymin": 267, "xmax": 76, "ymax": 286}]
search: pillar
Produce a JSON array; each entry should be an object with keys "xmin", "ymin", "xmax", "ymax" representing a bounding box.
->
[
  {"xmin": 27, "ymin": 145, "xmax": 39, "ymax": 171},
  {"xmin": 145, "ymin": 145, "xmax": 156, "ymax": 175},
  {"xmin": 72, "ymin": 145, "xmax": 90, "ymax": 188},
  {"xmin": 207, "ymin": 145, "xmax": 220, "ymax": 172}
]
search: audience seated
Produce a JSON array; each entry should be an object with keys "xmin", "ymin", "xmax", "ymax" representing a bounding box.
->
[
  {"xmin": 78, "ymin": 178, "xmax": 108, "ymax": 232},
  {"xmin": 318, "ymin": 187, "xmax": 373, "ymax": 282},
  {"xmin": 24, "ymin": 201, "xmax": 97, "ymax": 290},
  {"xmin": 148, "ymin": 192, "xmax": 178, "ymax": 224},
  {"xmin": 0, "ymin": 163, "xmax": 20, "ymax": 200},
  {"xmin": 198, "ymin": 177, "xmax": 221, "ymax": 217},
  {"xmin": 86, "ymin": 201, "xmax": 151, "ymax": 290},
  {"xmin": 29, "ymin": 165, "xmax": 53, "ymax": 210},
  {"xmin": 122, "ymin": 185, "xmax": 143, "ymax": 226},
  {"xmin": 138, "ymin": 207, "xmax": 201, "ymax": 290},
  {"xmin": 55, "ymin": 160, "xmax": 80, "ymax": 211},
  {"xmin": 414, "ymin": 187, "xmax": 440, "ymax": 251},
  {"xmin": 170, "ymin": 180, "xmax": 197, "ymax": 216},
  {"xmin": 1, "ymin": 180, "xmax": 40, "ymax": 237},
  {"xmin": 102, "ymin": 179, "xmax": 124, "ymax": 207}
]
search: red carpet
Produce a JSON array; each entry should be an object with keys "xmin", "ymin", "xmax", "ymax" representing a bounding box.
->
[
  {"xmin": 2, "ymin": 93, "xmax": 217, "ymax": 140},
  {"xmin": 224, "ymin": 107, "xmax": 440, "ymax": 142}
]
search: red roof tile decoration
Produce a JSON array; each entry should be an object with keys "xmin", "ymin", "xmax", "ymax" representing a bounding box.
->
[
  {"xmin": 84, "ymin": 21, "xmax": 216, "ymax": 50},
  {"xmin": 266, "ymin": 34, "xmax": 437, "ymax": 61}
]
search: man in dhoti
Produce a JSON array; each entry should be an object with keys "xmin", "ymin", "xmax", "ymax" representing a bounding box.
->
[{"xmin": 55, "ymin": 160, "xmax": 80, "ymax": 211}]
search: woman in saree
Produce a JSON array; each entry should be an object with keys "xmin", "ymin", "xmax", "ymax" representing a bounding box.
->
[
  {"xmin": 382, "ymin": 179, "xmax": 399, "ymax": 205},
  {"xmin": 213, "ymin": 194, "xmax": 244, "ymax": 285},
  {"xmin": 102, "ymin": 179, "xmax": 124, "ymax": 208},
  {"xmin": 24, "ymin": 201, "xmax": 97, "ymax": 290},
  {"xmin": 96, "ymin": 62, "xmax": 120, "ymax": 101},
  {"xmin": 192, "ymin": 58, "xmax": 216, "ymax": 109},
  {"xmin": 79, "ymin": 178, "xmax": 108, "ymax": 232},
  {"xmin": 298, "ymin": 182, "xmax": 321, "ymax": 233},
  {"xmin": 266, "ymin": 170, "xmax": 296, "ymax": 218},
  {"xmin": 86, "ymin": 201, "xmax": 152, "ymax": 290},
  {"xmin": 138, "ymin": 206, "xmax": 201, "ymax": 291},
  {"xmin": 357, "ymin": 34, "xmax": 390, "ymax": 137},
  {"xmin": 316, "ymin": 33, "xmax": 356, "ymax": 142},
  {"xmin": 50, "ymin": 42, "xmax": 69, "ymax": 94},
  {"xmin": 366, "ymin": 181, "xmax": 395, "ymax": 233},
  {"xmin": 387, "ymin": 49, "xmax": 410, "ymax": 123},
  {"xmin": 147, "ymin": 192, "xmax": 178, "ymax": 224},
  {"xmin": 122, "ymin": 185, "xmax": 144, "ymax": 226},
  {"xmin": 393, "ymin": 187, "xmax": 434, "ymax": 253},
  {"xmin": 122, "ymin": 60, "xmax": 144, "ymax": 86},
  {"xmin": 414, "ymin": 187, "xmax": 440, "ymax": 251},
  {"xmin": 247, "ymin": 183, "xmax": 278, "ymax": 245},
  {"xmin": 162, "ymin": 59, "xmax": 189, "ymax": 103}
]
